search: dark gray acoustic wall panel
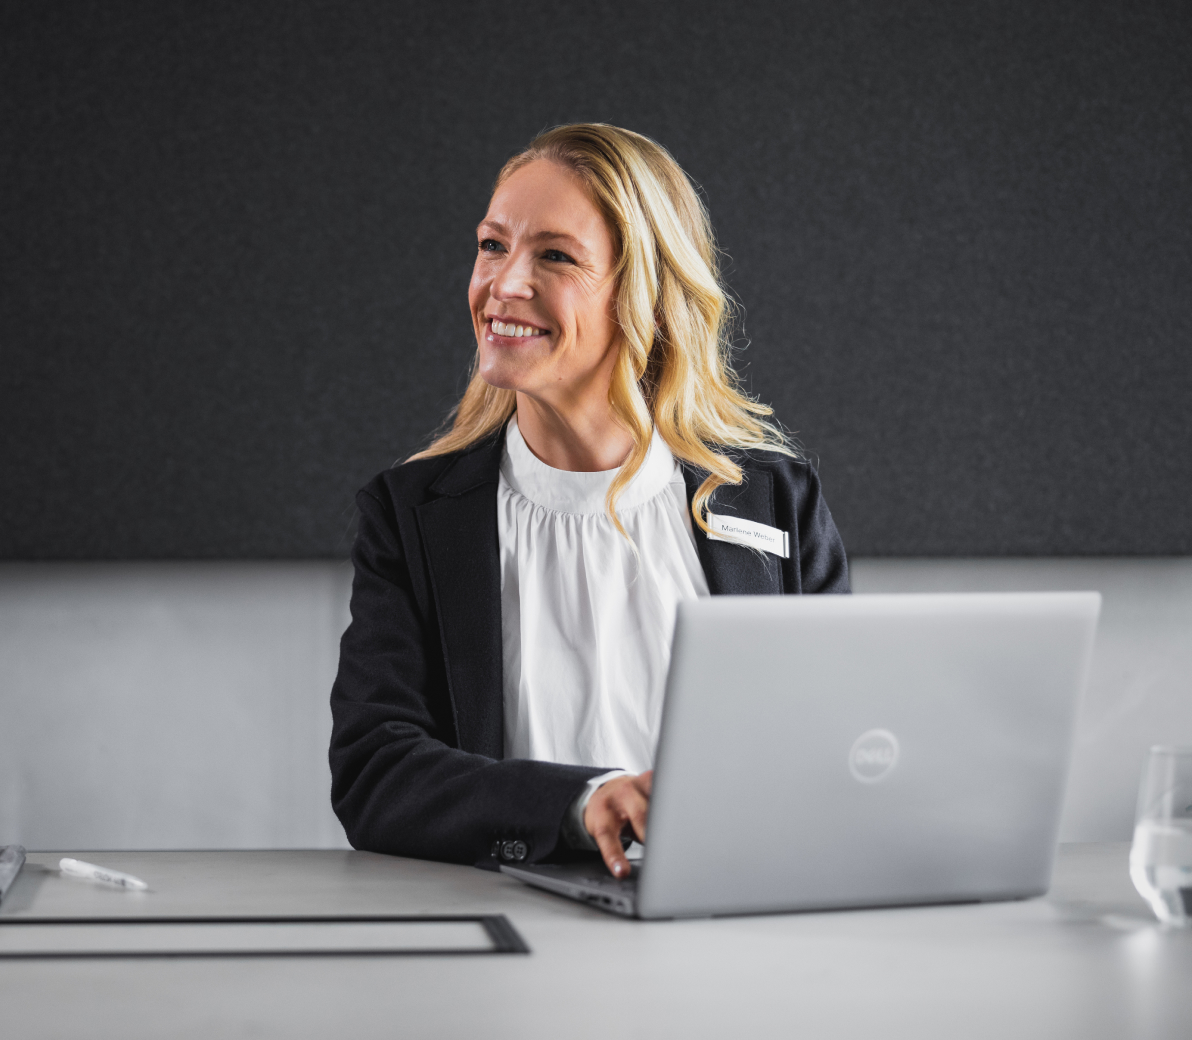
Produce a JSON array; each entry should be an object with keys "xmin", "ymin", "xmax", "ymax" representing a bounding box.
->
[{"xmin": 2, "ymin": 1, "xmax": 1189, "ymax": 558}]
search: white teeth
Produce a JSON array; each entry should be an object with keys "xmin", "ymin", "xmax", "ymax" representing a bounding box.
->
[{"xmin": 491, "ymin": 320, "xmax": 541, "ymax": 337}]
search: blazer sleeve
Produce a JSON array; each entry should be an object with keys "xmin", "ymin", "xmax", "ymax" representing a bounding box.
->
[
  {"xmin": 329, "ymin": 484, "xmax": 604, "ymax": 866},
  {"xmin": 773, "ymin": 458, "xmax": 851, "ymax": 595}
]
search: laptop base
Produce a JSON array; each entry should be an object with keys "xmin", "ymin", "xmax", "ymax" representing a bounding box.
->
[{"xmin": 500, "ymin": 862, "xmax": 638, "ymax": 917}]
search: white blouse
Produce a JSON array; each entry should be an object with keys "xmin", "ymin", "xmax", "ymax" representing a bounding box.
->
[{"xmin": 498, "ymin": 415, "xmax": 710, "ymax": 776}]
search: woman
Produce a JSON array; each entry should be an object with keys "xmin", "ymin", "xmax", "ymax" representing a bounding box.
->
[{"xmin": 330, "ymin": 124, "xmax": 848, "ymax": 880}]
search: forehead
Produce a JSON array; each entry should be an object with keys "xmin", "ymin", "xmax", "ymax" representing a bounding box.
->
[{"xmin": 483, "ymin": 159, "xmax": 613, "ymax": 250}]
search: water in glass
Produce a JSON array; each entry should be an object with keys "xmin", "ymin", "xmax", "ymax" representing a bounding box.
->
[{"xmin": 1130, "ymin": 746, "xmax": 1192, "ymax": 926}]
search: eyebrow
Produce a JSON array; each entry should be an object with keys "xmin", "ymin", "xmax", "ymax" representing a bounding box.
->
[{"xmin": 477, "ymin": 220, "xmax": 587, "ymax": 251}]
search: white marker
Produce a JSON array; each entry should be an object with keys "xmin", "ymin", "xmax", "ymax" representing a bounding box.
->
[{"xmin": 59, "ymin": 858, "xmax": 148, "ymax": 891}]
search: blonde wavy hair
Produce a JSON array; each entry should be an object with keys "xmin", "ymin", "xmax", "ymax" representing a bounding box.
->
[{"xmin": 411, "ymin": 123, "xmax": 794, "ymax": 535}]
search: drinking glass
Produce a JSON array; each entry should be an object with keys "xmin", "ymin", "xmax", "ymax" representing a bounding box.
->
[{"xmin": 1130, "ymin": 746, "xmax": 1192, "ymax": 926}]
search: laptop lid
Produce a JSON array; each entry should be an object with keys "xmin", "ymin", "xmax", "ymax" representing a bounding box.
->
[{"xmin": 636, "ymin": 592, "xmax": 1100, "ymax": 919}]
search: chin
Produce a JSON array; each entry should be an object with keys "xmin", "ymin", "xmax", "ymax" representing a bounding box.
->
[{"xmin": 476, "ymin": 352, "xmax": 532, "ymax": 394}]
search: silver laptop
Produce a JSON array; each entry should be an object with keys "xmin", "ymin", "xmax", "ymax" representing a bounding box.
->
[{"xmin": 502, "ymin": 592, "xmax": 1100, "ymax": 919}]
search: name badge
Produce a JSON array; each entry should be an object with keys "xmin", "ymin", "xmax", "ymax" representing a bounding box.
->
[{"xmin": 707, "ymin": 513, "xmax": 790, "ymax": 559}]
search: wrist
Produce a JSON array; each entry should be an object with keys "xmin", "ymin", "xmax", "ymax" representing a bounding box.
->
[{"xmin": 562, "ymin": 770, "xmax": 627, "ymax": 851}]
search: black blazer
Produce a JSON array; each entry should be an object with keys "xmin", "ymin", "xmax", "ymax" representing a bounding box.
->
[{"xmin": 329, "ymin": 428, "xmax": 849, "ymax": 867}]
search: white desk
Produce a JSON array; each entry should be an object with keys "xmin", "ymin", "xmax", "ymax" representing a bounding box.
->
[{"xmin": 1, "ymin": 844, "xmax": 1188, "ymax": 1039}]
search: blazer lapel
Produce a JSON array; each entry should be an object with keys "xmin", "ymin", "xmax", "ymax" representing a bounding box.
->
[
  {"xmin": 416, "ymin": 433, "xmax": 506, "ymax": 759},
  {"xmin": 682, "ymin": 463, "xmax": 784, "ymax": 595}
]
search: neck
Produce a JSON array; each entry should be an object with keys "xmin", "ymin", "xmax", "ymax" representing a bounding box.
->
[{"xmin": 514, "ymin": 392, "xmax": 635, "ymax": 472}]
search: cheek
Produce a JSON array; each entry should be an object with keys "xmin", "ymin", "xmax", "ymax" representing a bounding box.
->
[
  {"xmin": 548, "ymin": 285, "xmax": 586, "ymax": 336},
  {"xmin": 572, "ymin": 285, "xmax": 617, "ymax": 341},
  {"xmin": 468, "ymin": 264, "xmax": 490, "ymax": 311}
]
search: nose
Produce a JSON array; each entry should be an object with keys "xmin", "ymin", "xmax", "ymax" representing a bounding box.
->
[{"xmin": 489, "ymin": 247, "xmax": 534, "ymax": 302}]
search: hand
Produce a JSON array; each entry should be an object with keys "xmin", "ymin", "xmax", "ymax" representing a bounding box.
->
[{"xmin": 583, "ymin": 771, "xmax": 652, "ymax": 878}]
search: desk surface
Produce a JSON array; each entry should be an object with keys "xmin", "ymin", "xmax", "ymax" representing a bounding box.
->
[{"xmin": 2, "ymin": 844, "xmax": 1189, "ymax": 1039}]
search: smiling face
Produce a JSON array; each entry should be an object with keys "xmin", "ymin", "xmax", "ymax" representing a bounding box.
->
[{"xmin": 469, "ymin": 159, "xmax": 621, "ymax": 407}]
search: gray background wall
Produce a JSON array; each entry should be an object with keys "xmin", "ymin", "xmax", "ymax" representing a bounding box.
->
[
  {"xmin": 2, "ymin": 558, "xmax": 1189, "ymax": 850},
  {"xmin": 2, "ymin": 0, "xmax": 1190, "ymax": 559},
  {"xmin": 0, "ymin": 562, "xmax": 351, "ymax": 850}
]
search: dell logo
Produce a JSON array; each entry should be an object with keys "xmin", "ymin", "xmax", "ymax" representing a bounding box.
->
[{"xmin": 849, "ymin": 729, "xmax": 900, "ymax": 783}]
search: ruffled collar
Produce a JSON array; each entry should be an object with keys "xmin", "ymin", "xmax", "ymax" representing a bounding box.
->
[{"xmin": 500, "ymin": 414, "xmax": 677, "ymax": 516}]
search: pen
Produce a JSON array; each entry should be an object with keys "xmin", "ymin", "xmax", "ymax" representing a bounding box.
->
[
  {"xmin": 0, "ymin": 845, "xmax": 26, "ymax": 904},
  {"xmin": 59, "ymin": 857, "xmax": 149, "ymax": 891}
]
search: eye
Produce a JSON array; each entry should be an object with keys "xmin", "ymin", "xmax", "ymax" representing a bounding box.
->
[
  {"xmin": 543, "ymin": 249, "xmax": 576, "ymax": 264},
  {"xmin": 478, "ymin": 238, "xmax": 504, "ymax": 254}
]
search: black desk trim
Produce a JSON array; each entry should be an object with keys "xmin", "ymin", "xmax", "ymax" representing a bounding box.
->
[{"xmin": 0, "ymin": 913, "xmax": 531, "ymax": 958}]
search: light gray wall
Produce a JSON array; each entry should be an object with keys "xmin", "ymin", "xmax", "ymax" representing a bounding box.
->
[
  {"xmin": 2, "ymin": 559, "xmax": 1189, "ymax": 850},
  {"xmin": 0, "ymin": 562, "xmax": 353, "ymax": 850}
]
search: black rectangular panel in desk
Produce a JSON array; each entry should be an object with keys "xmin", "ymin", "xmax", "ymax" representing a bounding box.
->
[{"xmin": 0, "ymin": 914, "xmax": 530, "ymax": 958}]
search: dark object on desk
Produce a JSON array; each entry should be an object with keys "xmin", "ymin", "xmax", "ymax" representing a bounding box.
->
[
  {"xmin": 0, "ymin": 914, "xmax": 529, "ymax": 958},
  {"xmin": 0, "ymin": 846, "xmax": 26, "ymax": 905}
]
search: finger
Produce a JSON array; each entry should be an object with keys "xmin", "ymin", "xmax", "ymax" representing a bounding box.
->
[
  {"xmin": 623, "ymin": 788, "xmax": 649, "ymax": 844},
  {"xmin": 591, "ymin": 817, "xmax": 631, "ymax": 878},
  {"xmin": 583, "ymin": 780, "xmax": 622, "ymax": 837},
  {"xmin": 616, "ymin": 772, "xmax": 651, "ymax": 843},
  {"xmin": 606, "ymin": 782, "xmax": 649, "ymax": 844}
]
